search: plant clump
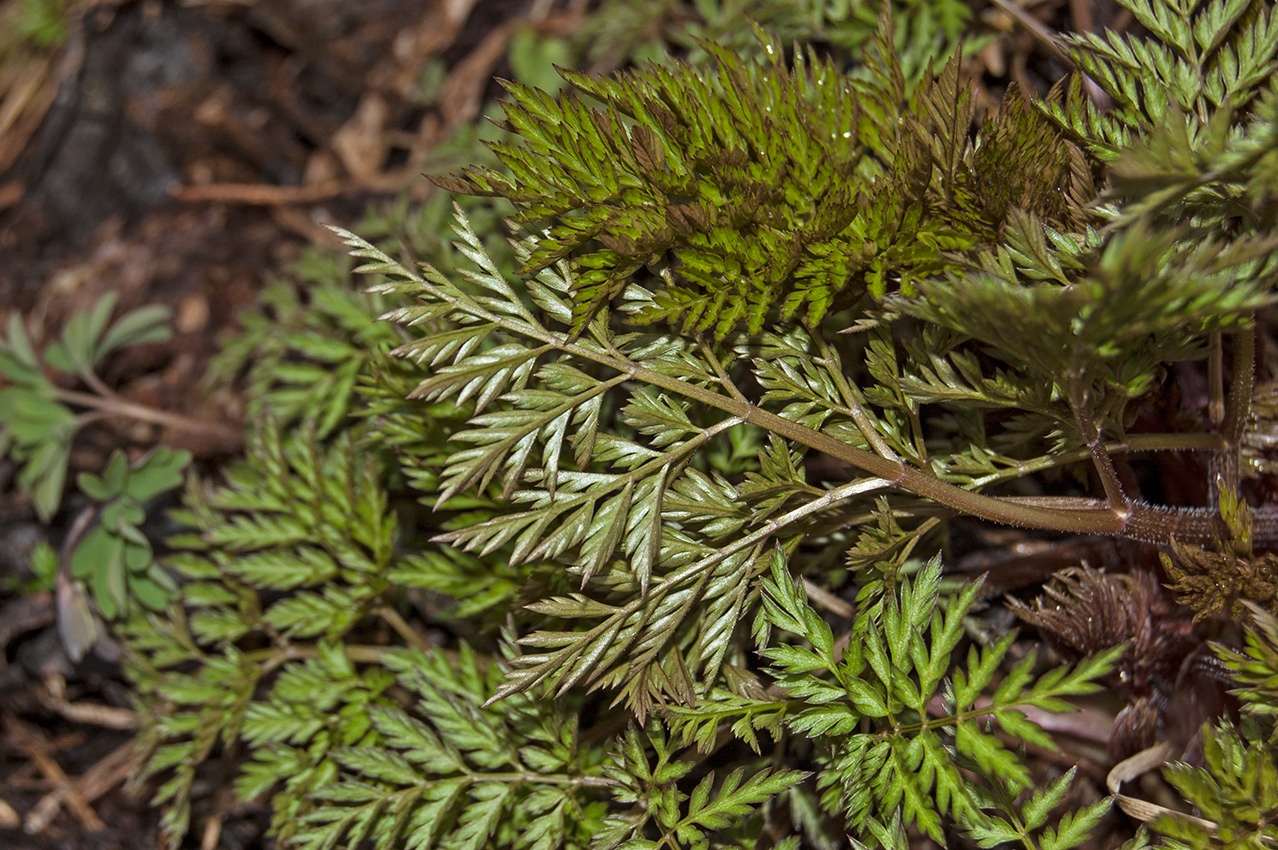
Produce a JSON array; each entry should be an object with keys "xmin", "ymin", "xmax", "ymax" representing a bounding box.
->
[{"xmin": 4, "ymin": 0, "xmax": 1278, "ymax": 848}]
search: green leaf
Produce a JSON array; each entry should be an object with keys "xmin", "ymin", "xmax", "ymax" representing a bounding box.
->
[
  {"xmin": 78, "ymin": 470, "xmax": 113, "ymax": 502},
  {"xmin": 98, "ymin": 304, "xmax": 174, "ymax": 359},
  {"xmin": 1041, "ymin": 794, "xmax": 1112, "ymax": 850},
  {"xmin": 41, "ymin": 342, "xmax": 74, "ymax": 374},
  {"xmin": 5, "ymin": 312, "xmax": 39, "ymax": 369},
  {"xmin": 102, "ymin": 450, "xmax": 129, "ymax": 495},
  {"xmin": 26, "ymin": 437, "xmax": 73, "ymax": 523},
  {"xmin": 965, "ymin": 815, "xmax": 1024, "ymax": 848},
  {"xmin": 124, "ymin": 447, "xmax": 192, "ymax": 501},
  {"xmin": 129, "ymin": 573, "xmax": 174, "ymax": 612},
  {"xmin": 844, "ymin": 680, "xmax": 890, "ymax": 718},
  {"xmin": 61, "ymin": 292, "xmax": 117, "ymax": 376},
  {"xmin": 1023, "ymin": 767, "xmax": 1078, "ymax": 830},
  {"xmin": 679, "ymin": 767, "xmax": 806, "ymax": 832}
]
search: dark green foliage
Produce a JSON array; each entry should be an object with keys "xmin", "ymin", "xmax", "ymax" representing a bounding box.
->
[
  {"xmin": 1043, "ymin": 0, "xmax": 1278, "ymax": 162},
  {"xmin": 576, "ymin": 0, "xmax": 980, "ymax": 78},
  {"xmin": 964, "ymin": 768, "xmax": 1113, "ymax": 850},
  {"xmin": 753, "ymin": 553, "xmax": 1118, "ymax": 846},
  {"xmin": 164, "ymin": 420, "xmax": 397, "ymax": 644},
  {"xmin": 319, "ymin": 216, "xmax": 1131, "ymax": 845},
  {"xmin": 208, "ymin": 249, "xmax": 402, "ymax": 438},
  {"xmin": 1152, "ymin": 716, "xmax": 1278, "ymax": 849},
  {"xmin": 899, "ymin": 216, "xmax": 1271, "ymax": 425},
  {"xmin": 1215, "ymin": 604, "xmax": 1278, "ymax": 713},
  {"xmin": 125, "ymin": 421, "xmax": 402, "ymax": 843},
  {"xmin": 103, "ymin": 0, "xmax": 1278, "ymax": 847},
  {"xmin": 278, "ymin": 645, "xmax": 607, "ymax": 850},
  {"xmin": 597, "ymin": 721, "xmax": 806, "ymax": 850}
]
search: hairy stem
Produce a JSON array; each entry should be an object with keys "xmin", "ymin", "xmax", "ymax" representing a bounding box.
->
[
  {"xmin": 968, "ymin": 431, "xmax": 1228, "ymax": 488},
  {"xmin": 1211, "ymin": 320, "xmax": 1255, "ymax": 509},
  {"xmin": 1070, "ymin": 392, "xmax": 1130, "ymax": 515},
  {"xmin": 367, "ymin": 237, "xmax": 1261, "ymax": 547}
]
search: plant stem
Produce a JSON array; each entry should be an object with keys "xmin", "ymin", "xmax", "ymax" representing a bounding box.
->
[
  {"xmin": 968, "ymin": 431, "xmax": 1228, "ymax": 488},
  {"xmin": 621, "ymin": 358, "xmax": 1133, "ymax": 535},
  {"xmin": 384, "ymin": 243, "xmax": 1260, "ymax": 547},
  {"xmin": 463, "ymin": 771, "xmax": 615, "ymax": 788},
  {"xmin": 379, "ymin": 605, "xmax": 432, "ymax": 653},
  {"xmin": 1211, "ymin": 320, "xmax": 1255, "ymax": 507},
  {"xmin": 57, "ymin": 388, "xmax": 241, "ymax": 446},
  {"xmin": 247, "ymin": 642, "xmax": 461, "ymax": 673}
]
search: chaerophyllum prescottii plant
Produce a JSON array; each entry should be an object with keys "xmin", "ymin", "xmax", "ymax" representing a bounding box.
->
[{"xmin": 102, "ymin": 1, "xmax": 1278, "ymax": 848}]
